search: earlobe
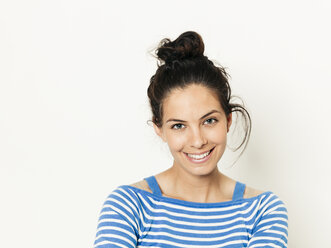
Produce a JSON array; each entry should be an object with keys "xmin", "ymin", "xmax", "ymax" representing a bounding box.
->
[{"xmin": 152, "ymin": 123, "xmax": 167, "ymax": 142}]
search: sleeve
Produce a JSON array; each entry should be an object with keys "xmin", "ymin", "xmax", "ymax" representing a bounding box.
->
[
  {"xmin": 93, "ymin": 187, "xmax": 139, "ymax": 248},
  {"xmin": 247, "ymin": 192, "xmax": 289, "ymax": 248}
]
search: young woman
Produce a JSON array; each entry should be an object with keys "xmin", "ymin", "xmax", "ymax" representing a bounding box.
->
[{"xmin": 93, "ymin": 31, "xmax": 288, "ymax": 248}]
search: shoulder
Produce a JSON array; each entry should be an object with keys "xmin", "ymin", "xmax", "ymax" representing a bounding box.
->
[
  {"xmin": 223, "ymin": 173, "xmax": 265, "ymax": 199},
  {"xmin": 129, "ymin": 179, "xmax": 152, "ymax": 193},
  {"xmin": 248, "ymin": 191, "xmax": 288, "ymax": 245},
  {"xmin": 102, "ymin": 183, "xmax": 144, "ymax": 207},
  {"xmin": 99, "ymin": 184, "xmax": 145, "ymax": 217},
  {"xmin": 251, "ymin": 190, "xmax": 288, "ymax": 220},
  {"xmin": 243, "ymin": 185, "xmax": 265, "ymax": 199}
]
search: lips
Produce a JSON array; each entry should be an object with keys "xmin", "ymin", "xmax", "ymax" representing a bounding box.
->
[{"xmin": 184, "ymin": 147, "xmax": 215, "ymax": 164}]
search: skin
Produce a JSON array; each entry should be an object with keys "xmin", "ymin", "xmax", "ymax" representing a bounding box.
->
[{"xmin": 131, "ymin": 84, "xmax": 263, "ymax": 203}]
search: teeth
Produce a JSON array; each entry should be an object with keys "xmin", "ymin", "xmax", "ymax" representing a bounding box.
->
[{"xmin": 187, "ymin": 150, "xmax": 211, "ymax": 160}]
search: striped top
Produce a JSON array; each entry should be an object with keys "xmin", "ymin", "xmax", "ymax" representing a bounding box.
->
[{"xmin": 94, "ymin": 176, "xmax": 288, "ymax": 248}]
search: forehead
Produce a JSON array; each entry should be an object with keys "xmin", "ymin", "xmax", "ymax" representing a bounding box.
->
[{"xmin": 162, "ymin": 84, "xmax": 224, "ymax": 120}]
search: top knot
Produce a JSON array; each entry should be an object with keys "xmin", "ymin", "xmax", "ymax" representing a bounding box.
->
[{"xmin": 156, "ymin": 31, "xmax": 205, "ymax": 65}]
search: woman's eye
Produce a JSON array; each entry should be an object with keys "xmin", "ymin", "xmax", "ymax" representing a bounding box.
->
[
  {"xmin": 171, "ymin": 123, "xmax": 185, "ymax": 130},
  {"xmin": 204, "ymin": 118, "xmax": 217, "ymax": 125}
]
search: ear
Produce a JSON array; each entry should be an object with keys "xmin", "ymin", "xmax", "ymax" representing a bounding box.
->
[
  {"xmin": 152, "ymin": 123, "xmax": 167, "ymax": 142},
  {"xmin": 226, "ymin": 113, "xmax": 232, "ymax": 133}
]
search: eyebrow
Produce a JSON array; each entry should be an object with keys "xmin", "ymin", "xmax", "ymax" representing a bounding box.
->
[{"xmin": 166, "ymin": 110, "xmax": 222, "ymax": 123}]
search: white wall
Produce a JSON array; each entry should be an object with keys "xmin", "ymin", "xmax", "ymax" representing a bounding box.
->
[{"xmin": 1, "ymin": 0, "xmax": 330, "ymax": 247}]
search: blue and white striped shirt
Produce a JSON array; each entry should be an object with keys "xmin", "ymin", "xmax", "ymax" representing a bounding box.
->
[{"xmin": 94, "ymin": 176, "xmax": 288, "ymax": 248}]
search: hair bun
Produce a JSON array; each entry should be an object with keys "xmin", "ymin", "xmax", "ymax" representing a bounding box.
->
[{"xmin": 156, "ymin": 31, "xmax": 205, "ymax": 65}]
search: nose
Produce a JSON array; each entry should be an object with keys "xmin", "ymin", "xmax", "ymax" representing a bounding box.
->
[{"xmin": 189, "ymin": 127, "xmax": 207, "ymax": 149}]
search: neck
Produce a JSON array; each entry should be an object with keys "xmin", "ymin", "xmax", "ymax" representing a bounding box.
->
[{"xmin": 160, "ymin": 164, "xmax": 230, "ymax": 203}]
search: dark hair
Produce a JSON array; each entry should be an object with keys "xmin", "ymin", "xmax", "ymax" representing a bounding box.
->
[{"xmin": 147, "ymin": 31, "xmax": 251, "ymax": 154}]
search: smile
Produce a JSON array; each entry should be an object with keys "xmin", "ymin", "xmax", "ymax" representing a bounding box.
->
[{"xmin": 184, "ymin": 147, "xmax": 215, "ymax": 164}]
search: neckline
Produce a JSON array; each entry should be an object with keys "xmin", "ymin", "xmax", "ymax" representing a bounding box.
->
[{"xmin": 123, "ymin": 184, "xmax": 272, "ymax": 208}]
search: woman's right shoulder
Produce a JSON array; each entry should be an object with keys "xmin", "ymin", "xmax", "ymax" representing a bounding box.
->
[
  {"xmin": 101, "ymin": 180, "xmax": 150, "ymax": 207},
  {"xmin": 129, "ymin": 179, "xmax": 153, "ymax": 193},
  {"xmin": 105, "ymin": 179, "xmax": 153, "ymax": 196}
]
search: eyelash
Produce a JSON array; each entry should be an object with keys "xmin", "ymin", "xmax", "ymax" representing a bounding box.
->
[{"xmin": 171, "ymin": 118, "xmax": 218, "ymax": 130}]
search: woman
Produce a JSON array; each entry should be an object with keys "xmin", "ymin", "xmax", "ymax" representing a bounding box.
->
[{"xmin": 93, "ymin": 31, "xmax": 288, "ymax": 247}]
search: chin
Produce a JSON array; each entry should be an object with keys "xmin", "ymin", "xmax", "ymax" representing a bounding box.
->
[
  {"xmin": 184, "ymin": 165, "xmax": 219, "ymax": 178},
  {"xmin": 178, "ymin": 158, "xmax": 219, "ymax": 177}
]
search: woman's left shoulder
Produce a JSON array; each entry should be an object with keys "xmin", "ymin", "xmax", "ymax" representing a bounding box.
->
[{"xmin": 243, "ymin": 185, "xmax": 266, "ymax": 199}]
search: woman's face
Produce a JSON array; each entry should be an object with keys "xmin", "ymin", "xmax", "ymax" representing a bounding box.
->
[{"xmin": 154, "ymin": 84, "xmax": 232, "ymax": 177}]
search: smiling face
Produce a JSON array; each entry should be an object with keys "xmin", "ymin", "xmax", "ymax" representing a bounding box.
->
[{"xmin": 153, "ymin": 84, "xmax": 232, "ymax": 177}]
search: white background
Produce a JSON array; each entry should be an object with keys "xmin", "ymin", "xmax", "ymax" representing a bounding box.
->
[{"xmin": 1, "ymin": 0, "xmax": 330, "ymax": 247}]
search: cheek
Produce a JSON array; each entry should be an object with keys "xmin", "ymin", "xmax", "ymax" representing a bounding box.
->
[
  {"xmin": 205, "ymin": 127, "xmax": 227, "ymax": 145},
  {"xmin": 166, "ymin": 133, "xmax": 186, "ymax": 152}
]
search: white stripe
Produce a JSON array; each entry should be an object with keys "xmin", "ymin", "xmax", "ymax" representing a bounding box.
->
[
  {"xmin": 262, "ymin": 204, "xmax": 286, "ymax": 216},
  {"xmin": 265, "ymin": 229, "xmax": 288, "ymax": 239},
  {"xmin": 140, "ymin": 238, "xmax": 248, "ymax": 248},
  {"xmin": 255, "ymin": 222, "xmax": 287, "ymax": 233},
  {"xmin": 98, "ymin": 217, "xmax": 131, "ymax": 226},
  {"xmin": 258, "ymin": 198, "xmax": 280, "ymax": 218},
  {"xmin": 95, "ymin": 233, "xmax": 135, "ymax": 248},
  {"xmin": 98, "ymin": 210, "xmax": 125, "ymax": 220},
  {"xmin": 257, "ymin": 216, "xmax": 288, "ymax": 226},
  {"xmin": 248, "ymin": 236, "xmax": 287, "ymax": 247},
  {"xmin": 140, "ymin": 222, "xmax": 247, "ymax": 236},
  {"xmin": 258, "ymin": 194, "xmax": 274, "ymax": 210},
  {"xmin": 96, "ymin": 226, "xmax": 137, "ymax": 240},
  {"xmin": 273, "ymin": 223, "xmax": 288, "ymax": 230},
  {"xmin": 104, "ymin": 199, "xmax": 134, "ymax": 217},
  {"xmin": 94, "ymin": 240, "xmax": 132, "ymax": 248},
  {"xmin": 138, "ymin": 231, "xmax": 248, "ymax": 243},
  {"xmin": 249, "ymin": 243, "xmax": 283, "ymax": 248},
  {"xmin": 140, "ymin": 208, "xmax": 250, "ymax": 227},
  {"xmin": 269, "ymin": 210, "xmax": 288, "ymax": 216},
  {"xmin": 137, "ymin": 246, "xmax": 160, "ymax": 248},
  {"xmin": 250, "ymin": 222, "xmax": 288, "ymax": 241}
]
